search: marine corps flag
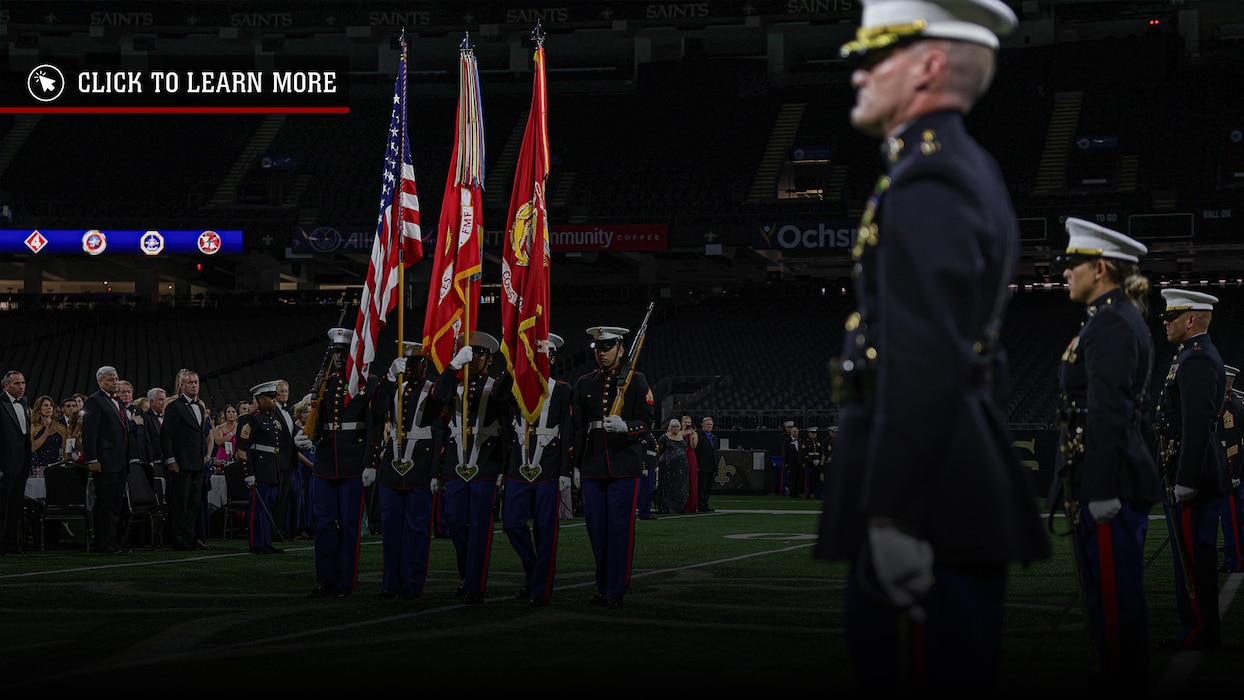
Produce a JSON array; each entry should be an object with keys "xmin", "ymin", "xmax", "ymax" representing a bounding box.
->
[
  {"xmin": 423, "ymin": 38, "xmax": 486, "ymax": 373},
  {"xmin": 345, "ymin": 34, "xmax": 423, "ymax": 400},
  {"xmin": 500, "ymin": 36, "xmax": 551, "ymax": 423}
]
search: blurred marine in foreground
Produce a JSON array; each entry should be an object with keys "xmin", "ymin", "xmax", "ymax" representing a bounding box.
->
[{"xmin": 815, "ymin": 0, "xmax": 1050, "ymax": 691}]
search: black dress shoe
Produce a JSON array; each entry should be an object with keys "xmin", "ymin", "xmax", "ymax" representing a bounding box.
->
[
  {"xmin": 398, "ymin": 590, "xmax": 419, "ymax": 600},
  {"xmin": 604, "ymin": 595, "xmax": 624, "ymax": 609},
  {"xmin": 589, "ymin": 593, "xmax": 607, "ymax": 606},
  {"xmin": 250, "ymin": 547, "xmax": 269, "ymax": 554},
  {"xmin": 334, "ymin": 587, "xmax": 352, "ymax": 599},
  {"xmin": 515, "ymin": 586, "xmax": 532, "ymax": 600},
  {"xmin": 463, "ymin": 591, "xmax": 485, "ymax": 604},
  {"xmin": 454, "ymin": 585, "xmax": 467, "ymax": 598},
  {"xmin": 531, "ymin": 596, "xmax": 549, "ymax": 607},
  {"xmin": 195, "ymin": 543, "xmax": 210, "ymax": 551},
  {"xmin": 376, "ymin": 590, "xmax": 399, "ymax": 600},
  {"xmin": 265, "ymin": 546, "xmax": 286, "ymax": 554},
  {"xmin": 309, "ymin": 583, "xmax": 338, "ymax": 598},
  {"xmin": 172, "ymin": 545, "xmax": 197, "ymax": 552}
]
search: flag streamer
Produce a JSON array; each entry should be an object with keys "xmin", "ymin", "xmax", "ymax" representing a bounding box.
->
[{"xmin": 423, "ymin": 38, "xmax": 486, "ymax": 373}]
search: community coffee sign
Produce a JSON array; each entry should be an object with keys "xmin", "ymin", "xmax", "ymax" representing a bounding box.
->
[{"xmin": 549, "ymin": 224, "xmax": 667, "ymax": 252}]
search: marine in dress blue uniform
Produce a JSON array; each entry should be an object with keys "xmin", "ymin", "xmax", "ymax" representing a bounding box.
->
[
  {"xmin": 1045, "ymin": 219, "xmax": 1160, "ymax": 688},
  {"xmin": 1156, "ymin": 288, "xmax": 1230, "ymax": 650},
  {"xmin": 803, "ymin": 427, "xmax": 825, "ymax": 500},
  {"xmin": 1219, "ymin": 365, "xmax": 1244, "ymax": 572},
  {"xmin": 423, "ymin": 331, "xmax": 510, "ymax": 604},
  {"xmin": 308, "ymin": 328, "xmax": 384, "ymax": 599},
  {"xmin": 236, "ymin": 380, "xmax": 286, "ymax": 555},
  {"xmin": 372, "ymin": 341, "xmax": 444, "ymax": 600},
  {"xmin": 572, "ymin": 325, "xmax": 654, "ymax": 609},
  {"xmin": 813, "ymin": 0, "xmax": 1049, "ymax": 691},
  {"xmin": 495, "ymin": 333, "xmax": 575, "ymax": 606}
]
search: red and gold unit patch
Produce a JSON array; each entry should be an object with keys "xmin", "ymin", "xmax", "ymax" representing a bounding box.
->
[{"xmin": 645, "ymin": 388, "xmax": 654, "ymax": 405}]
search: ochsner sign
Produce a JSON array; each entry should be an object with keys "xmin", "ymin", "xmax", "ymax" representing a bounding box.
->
[{"xmin": 753, "ymin": 220, "xmax": 856, "ymax": 253}]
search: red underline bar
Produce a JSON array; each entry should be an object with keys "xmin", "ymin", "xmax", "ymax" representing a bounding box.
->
[{"xmin": 0, "ymin": 106, "xmax": 350, "ymax": 114}]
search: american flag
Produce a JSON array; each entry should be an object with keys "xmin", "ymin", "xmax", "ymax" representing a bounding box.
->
[{"xmin": 346, "ymin": 37, "xmax": 423, "ymax": 400}]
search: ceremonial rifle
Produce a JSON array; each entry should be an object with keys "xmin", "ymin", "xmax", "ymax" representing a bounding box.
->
[
  {"xmin": 302, "ymin": 299, "xmax": 353, "ymax": 441},
  {"xmin": 609, "ymin": 301, "xmax": 655, "ymax": 416}
]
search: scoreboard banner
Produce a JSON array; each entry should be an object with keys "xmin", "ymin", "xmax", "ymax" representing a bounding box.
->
[{"xmin": 0, "ymin": 229, "xmax": 242, "ymax": 255}]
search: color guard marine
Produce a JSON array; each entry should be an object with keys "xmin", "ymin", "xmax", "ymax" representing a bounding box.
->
[
  {"xmin": 1045, "ymin": 218, "xmax": 1159, "ymax": 688},
  {"xmin": 371, "ymin": 341, "xmax": 444, "ymax": 600},
  {"xmin": 423, "ymin": 331, "xmax": 511, "ymax": 604},
  {"xmin": 1155, "ymin": 288, "xmax": 1230, "ymax": 650},
  {"xmin": 495, "ymin": 332, "xmax": 575, "ymax": 607},
  {"xmin": 308, "ymin": 327, "xmax": 384, "ymax": 599},
  {"xmin": 236, "ymin": 380, "xmax": 286, "ymax": 555},
  {"xmin": 572, "ymin": 324, "xmax": 655, "ymax": 609}
]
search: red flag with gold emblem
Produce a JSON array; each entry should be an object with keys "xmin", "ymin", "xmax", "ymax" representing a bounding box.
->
[
  {"xmin": 500, "ymin": 42, "xmax": 551, "ymax": 423},
  {"xmin": 423, "ymin": 42, "xmax": 485, "ymax": 373}
]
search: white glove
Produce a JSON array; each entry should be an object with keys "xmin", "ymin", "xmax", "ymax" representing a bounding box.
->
[
  {"xmin": 559, "ymin": 476, "xmax": 572, "ymax": 492},
  {"xmin": 295, "ymin": 432, "xmax": 313, "ymax": 451},
  {"xmin": 1087, "ymin": 498, "xmax": 1122, "ymax": 523},
  {"xmin": 496, "ymin": 474, "xmax": 505, "ymax": 488},
  {"xmin": 1233, "ymin": 478, "xmax": 1241, "ymax": 488},
  {"xmin": 244, "ymin": 475, "xmax": 256, "ymax": 488},
  {"xmin": 362, "ymin": 467, "xmax": 377, "ymax": 487},
  {"xmin": 573, "ymin": 468, "xmax": 581, "ymax": 490},
  {"xmin": 429, "ymin": 478, "xmax": 441, "ymax": 494},
  {"xmin": 449, "ymin": 346, "xmax": 475, "ymax": 370},
  {"xmin": 1173, "ymin": 484, "xmax": 1197, "ymax": 502},
  {"xmin": 387, "ymin": 357, "xmax": 407, "ymax": 381},
  {"xmin": 642, "ymin": 468, "xmax": 649, "ymax": 477},
  {"xmin": 602, "ymin": 415, "xmax": 627, "ymax": 433},
  {"xmin": 867, "ymin": 525, "xmax": 934, "ymax": 622}
]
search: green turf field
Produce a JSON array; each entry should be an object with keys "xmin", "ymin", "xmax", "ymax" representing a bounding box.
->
[{"xmin": 1, "ymin": 494, "xmax": 1240, "ymax": 693}]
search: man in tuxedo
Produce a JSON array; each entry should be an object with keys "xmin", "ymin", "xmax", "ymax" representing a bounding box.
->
[
  {"xmin": 695, "ymin": 416, "xmax": 719, "ymax": 512},
  {"xmin": 161, "ymin": 370, "xmax": 211, "ymax": 551},
  {"xmin": 143, "ymin": 387, "xmax": 167, "ymax": 498},
  {"xmin": 81, "ymin": 365, "xmax": 130, "ymax": 554},
  {"xmin": 0, "ymin": 371, "xmax": 31, "ymax": 554}
]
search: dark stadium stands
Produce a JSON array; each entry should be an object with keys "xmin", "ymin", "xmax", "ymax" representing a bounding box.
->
[{"xmin": 4, "ymin": 8, "xmax": 1244, "ymax": 431}]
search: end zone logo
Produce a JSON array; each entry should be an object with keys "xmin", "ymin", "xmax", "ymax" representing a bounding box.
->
[{"xmin": 27, "ymin": 64, "xmax": 66, "ymax": 103}]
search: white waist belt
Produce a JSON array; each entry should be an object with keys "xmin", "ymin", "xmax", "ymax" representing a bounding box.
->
[
  {"xmin": 398, "ymin": 425, "xmax": 433, "ymax": 441},
  {"xmin": 323, "ymin": 422, "xmax": 365, "ymax": 431},
  {"xmin": 250, "ymin": 444, "xmax": 278, "ymax": 454}
]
